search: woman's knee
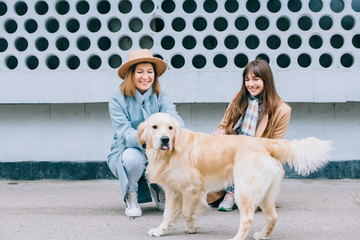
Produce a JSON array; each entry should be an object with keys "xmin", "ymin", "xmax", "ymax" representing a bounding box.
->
[{"xmin": 122, "ymin": 148, "xmax": 146, "ymax": 172}]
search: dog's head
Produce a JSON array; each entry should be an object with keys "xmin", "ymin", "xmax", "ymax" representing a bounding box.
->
[{"xmin": 138, "ymin": 113, "xmax": 182, "ymax": 152}]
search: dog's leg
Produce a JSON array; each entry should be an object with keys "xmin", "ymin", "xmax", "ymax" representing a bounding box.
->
[
  {"xmin": 148, "ymin": 190, "xmax": 182, "ymax": 237},
  {"xmin": 231, "ymin": 189, "xmax": 256, "ymax": 240},
  {"xmin": 253, "ymin": 203, "xmax": 277, "ymax": 240},
  {"xmin": 181, "ymin": 187, "xmax": 202, "ymax": 234},
  {"xmin": 253, "ymin": 165, "xmax": 281, "ymax": 240}
]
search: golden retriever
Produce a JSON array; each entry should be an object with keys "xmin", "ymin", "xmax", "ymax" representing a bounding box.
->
[{"xmin": 138, "ymin": 113, "xmax": 331, "ymax": 240}]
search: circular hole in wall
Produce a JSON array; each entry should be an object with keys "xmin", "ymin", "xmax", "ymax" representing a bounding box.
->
[
  {"xmin": 109, "ymin": 54, "xmax": 122, "ymax": 68},
  {"xmin": 340, "ymin": 53, "xmax": 353, "ymax": 68},
  {"xmin": 183, "ymin": 0, "xmax": 197, "ymax": 13},
  {"xmin": 88, "ymin": 55, "xmax": 102, "ymax": 70},
  {"xmin": 172, "ymin": 17, "xmax": 185, "ymax": 32},
  {"xmin": 204, "ymin": 0, "xmax": 217, "ymax": 13},
  {"xmin": 119, "ymin": 36, "xmax": 132, "ymax": 50},
  {"xmin": 267, "ymin": 35, "xmax": 281, "ymax": 49},
  {"xmin": 15, "ymin": 37, "xmax": 28, "ymax": 52},
  {"xmin": 46, "ymin": 55, "xmax": 60, "ymax": 70},
  {"xmin": 298, "ymin": 16, "xmax": 312, "ymax": 31},
  {"xmin": 288, "ymin": 0, "xmax": 302, "ymax": 12},
  {"xmin": 330, "ymin": 0, "xmax": 344, "ymax": 13},
  {"xmin": 235, "ymin": 16, "xmax": 249, "ymax": 31},
  {"xmin": 98, "ymin": 36, "xmax": 111, "ymax": 51},
  {"xmin": 193, "ymin": 17, "xmax": 207, "ymax": 31},
  {"xmin": 309, "ymin": 35, "xmax": 323, "ymax": 49},
  {"xmin": 182, "ymin": 36, "xmax": 196, "ymax": 49},
  {"xmin": 150, "ymin": 18, "xmax": 165, "ymax": 32},
  {"xmin": 15, "ymin": 1, "xmax": 27, "ymax": 16},
  {"xmin": 192, "ymin": 55, "xmax": 206, "ymax": 69},
  {"xmin": 0, "ymin": 2, "xmax": 8, "ymax": 16},
  {"xmin": 108, "ymin": 18, "xmax": 121, "ymax": 32},
  {"xmin": 35, "ymin": 37, "xmax": 49, "ymax": 51},
  {"xmin": 35, "ymin": 1, "xmax": 48, "ymax": 15},
  {"xmin": 330, "ymin": 34, "xmax": 344, "ymax": 49},
  {"xmin": 119, "ymin": 0, "xmax": 132, "ymax": 14},
  {"xmin": 0, "ymin": 38, "xmax": 8, "ymax": 52},
  {"xmin": 341, "ymin": 15, "xmax": 355, "ymax": 30},
  {"xmin": 171, "ymin": 54, "xmax": 185, "ymax": 69},
  {"xmin": 309, "ymin": 0, "xmax": 323, "ymax": 12},
  {"xmin": 139, "ymin": 36, "xmax": 154, "ymax": 49},
  {"xmin": 277, "ymin": 54, "xmax": 291, "ymax": 68},
  {"xmin": 26, "ymin": 55, "xmax": 39, "ymax": 70},
  {"xmin": 352, "ymin": 34, "xmax": 360, "ymax": 48},
  {"xmin": 76, "ymin": 0, "xmax": 90, "ymax": 14},
  {"xmin": 246, "ymin": 0, "xmax": 260, "ymax": 13},
  {"xmin": 67, "ymin": 55, "xmax": 80, "ymax": 70},
  {"xmin": 319, "ymin": 53, "xmax": 332, "ymax": 68},
  {"xmin": 257, "ymin": 54, "xmax": 270, "ymax": 63},
  {"xmin": 25, "ymin": 19, "xmax": 38, "ymax": 33},
  {"xmin": 162, "ymin": 0, "xmax": 176, "ymax": 13},
  {"xmin": 203, "ymin": 36, "xmax": 217, "ymax": 50},
  {"xmin": 234, "ymin": 54, "xmax": 248, "ymax": 68},
  {"xmin": 161, "ymin": 36, "xmax": 175, "ymax": 50},
  {"xmin": 245, "ymin": 35, "xmax": 260, "ymax": 49},
  {"xmin": 224, "ymin": 35, "xmax": 239, "ymax": 50},
  {"xmin": 6, "ymin": 56, "xmax": 18, "ymax": 70},
  {"xmin": 214, "ymin": 54, "xmax": 227, "ymax": 68},
  {"xmin": 56, "ymin": 37, "xmax": 70, "ymax": 51},
  {"xmin": 214, "ymin": 17, "xmax": 228, "ymax": 31},
  {"xmin": 288, "ymin": 34, "xmax": 302, "ymax": 49},
  {"xmin": 319, "ymin": 16, "xmax": 333, "ymax": 30},
  {"xmin": 97, "ymin": 0, "xmax": 111, "ymax": 14},
  {"xmin": 141, "ymin": 0, "xmax": 155, "ymax": 13},
  {"xmin": 66, "ymin": 18, "xmax": 80, "ymax": 33},
  {"xmin": 352, "ymin": 0, "xmax": 360, "ymax": 12},
  {"xmin": 129, "ymin": 18, "xmax": 143, "ymax": 32},
  {"xmin": 225, "ymin": 0, "xmax": 239, "ymax": 13},
  {"xmin": 45, "ymin": 18, "xmax": 59, "ymax": 33},
  {"xmin": 277, "ymin": 17, "xmax": 290, "ymax": 31},
  {"xmin": 87, "ymin": 18, "xmax": 101, "ymax": 32},
  {"xmin": 5, "ymin": 19, "xmax": 18, "ymax": 34},
  {"xmin": 255, "ymin": 16, "xmax": 270, "ymax": 31},
  {"xmin": 297, "ymin": 53, "xmax": 311, "ymax": 68},
  {"xmin": 267, "ymin": 0, "xmax": 281, "ymax": 13},
  {"xmin": 56, "ymin": 0, "xmax": 70, "ymax": 15},
  {"xmin": 77, "ymin": 36, "xmax": 91, "ymax": 51}
]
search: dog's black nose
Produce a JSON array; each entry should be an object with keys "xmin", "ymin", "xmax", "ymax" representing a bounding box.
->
[{"xmin": 160, "ymin": 136, "xmax": 169, "ymax": 144}]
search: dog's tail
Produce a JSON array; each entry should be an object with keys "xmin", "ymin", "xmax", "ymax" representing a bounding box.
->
[{"xmin": 269, "ymin": 137, "xmax": 331, "ymax": 176}]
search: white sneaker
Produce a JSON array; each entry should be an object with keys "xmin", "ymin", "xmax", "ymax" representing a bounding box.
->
[
  {"xmin": 149, "ymin": 185, "xmax": 166, "ymax": 211},
  {"xmin": 218, "ymin": 191, "xmax": 236, "ymax": 212},
  {"xmin": 125, "ymin": 192, "xmax": 142, "ymax": 217}
]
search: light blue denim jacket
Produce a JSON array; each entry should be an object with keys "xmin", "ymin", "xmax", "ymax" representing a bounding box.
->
[{"xmin": 107, "ymin": 86, "xmax": 184, "ymax": 202}]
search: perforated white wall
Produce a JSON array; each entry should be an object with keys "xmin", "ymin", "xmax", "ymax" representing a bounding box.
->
[{"xmin": 0, "ymin": 0, "xmax": 359, "ymax": 103}]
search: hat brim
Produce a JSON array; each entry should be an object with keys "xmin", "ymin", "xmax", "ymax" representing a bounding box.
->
[{"xmin": 117, "ymin": 57, "xmax": 167, "ymax": 79}]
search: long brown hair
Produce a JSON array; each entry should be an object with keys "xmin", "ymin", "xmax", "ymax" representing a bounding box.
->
[
  {"xmin": 223, "ymin": 59, "xmax": 281, "ymax": 134},
  {"xmin": 120, "ymin": 62, "xmax": 161, "ymax": 97}
]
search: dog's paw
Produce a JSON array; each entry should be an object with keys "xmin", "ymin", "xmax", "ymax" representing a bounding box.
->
[
  {"xmin": 148, "ymin": 228, "xmax": 165, "ymax": 237},
  {"xmin": 253, "ymin": 232, "xmax": 269, "ymax": 240},
  {"xmin": 185, "ymin": 227, "xmax": 197, "ymax": 234}
]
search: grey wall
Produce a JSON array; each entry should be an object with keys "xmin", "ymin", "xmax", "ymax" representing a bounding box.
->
[{"xmin": 1, "ymin": 102, "xmax": 359, "ymax": 163}]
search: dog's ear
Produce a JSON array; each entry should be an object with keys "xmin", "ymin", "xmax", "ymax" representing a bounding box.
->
[
  {"xmin": 171, "ymin": 118, "xmax": 185, "ymax": 152},
  {"xmin": 137, "ymin": 121, "xmax": 146, "ymax": 146}
]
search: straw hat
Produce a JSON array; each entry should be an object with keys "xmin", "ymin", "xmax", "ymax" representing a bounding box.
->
[{"xmin": 117, "ymin": 49, "xmax": 167, "ymax": 79}]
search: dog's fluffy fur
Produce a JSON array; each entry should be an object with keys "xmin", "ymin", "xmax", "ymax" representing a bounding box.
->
[{"xmin": 138, "ymin": 113, "xmax": 331, "ymax": 240}]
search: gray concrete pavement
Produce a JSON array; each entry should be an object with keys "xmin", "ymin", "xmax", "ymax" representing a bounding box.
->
[{"xmin": 1, "ymin": 179, "xmax": 359, "ymax": 240}]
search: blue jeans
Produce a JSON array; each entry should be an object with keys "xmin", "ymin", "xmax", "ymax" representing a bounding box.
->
[{"xmin": 121, "ymin": 148, "xmax": 147, "ymax": 193}]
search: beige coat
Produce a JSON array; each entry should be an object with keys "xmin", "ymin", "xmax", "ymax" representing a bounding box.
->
[{"xmin": 216, "ymin": 95, "xmax": 291, "ymax": 139}]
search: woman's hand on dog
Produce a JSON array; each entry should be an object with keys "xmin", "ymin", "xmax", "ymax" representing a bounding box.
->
[{"xmin": 212, "ymin": 129, "xmax": 225, "ymax": 136}]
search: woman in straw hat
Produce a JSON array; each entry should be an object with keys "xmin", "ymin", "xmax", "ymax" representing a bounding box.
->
[{"xmin": 107, "ymin": 49, "xmax": 184, "ymax": 217}]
